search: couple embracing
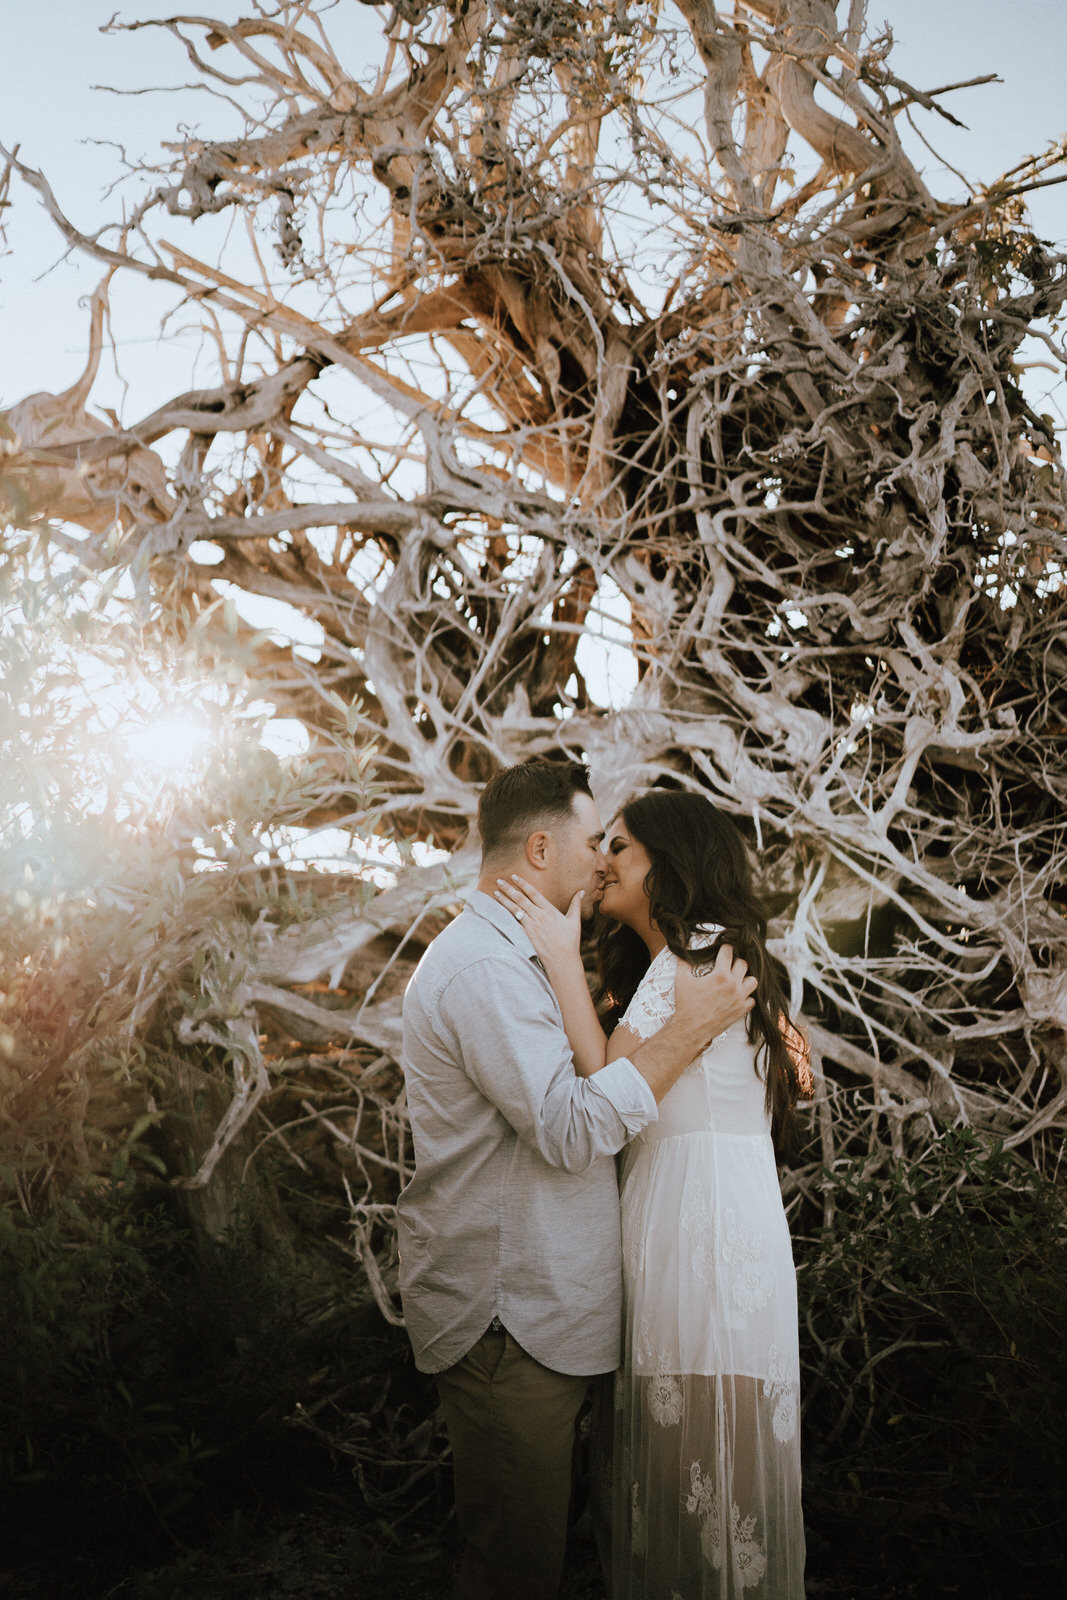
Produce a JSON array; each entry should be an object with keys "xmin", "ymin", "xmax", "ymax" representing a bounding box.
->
[{"xmin": 397, "ymin": 760, "xmax": 808, "ymax": 1600}]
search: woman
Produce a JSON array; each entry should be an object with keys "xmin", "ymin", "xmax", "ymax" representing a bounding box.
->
[{"xmin": 495, "ymin": 789, "xmax": 809, "ymax": 1599}]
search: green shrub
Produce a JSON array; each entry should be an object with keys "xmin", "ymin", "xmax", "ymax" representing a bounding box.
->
[
  {"xmin": 796, "ymin": 1128, "xmax": 1067, "ymax": 1596},
  {"xmin": 0, "ymin": 1175, "xmax": 419, "ymax": 1588}
]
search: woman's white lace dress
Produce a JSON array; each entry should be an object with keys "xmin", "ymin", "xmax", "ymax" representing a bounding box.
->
[{"xmin": 612, "ymin": 931, "xmax": 805, "ymax": 1599}]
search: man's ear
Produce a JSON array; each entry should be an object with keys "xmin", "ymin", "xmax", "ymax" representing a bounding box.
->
[{"xmin": 524, "ymin": 830, "xmax": 551, "ymax": 870}]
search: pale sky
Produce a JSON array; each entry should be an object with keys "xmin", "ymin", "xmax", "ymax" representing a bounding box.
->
[{"xmin": 2, "ymin": 0, "xmax": 1065, "ymax": 417}]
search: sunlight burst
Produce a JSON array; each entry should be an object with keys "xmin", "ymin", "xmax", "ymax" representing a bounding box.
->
[{"xmin": 117, "ymin": 707, "xmax": 215, "ymax": 787}]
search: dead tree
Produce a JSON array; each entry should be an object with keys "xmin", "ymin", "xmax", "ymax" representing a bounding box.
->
[{"xmin": 2, "ymin": 1, "xmax": 1065, "ymax": 1283}]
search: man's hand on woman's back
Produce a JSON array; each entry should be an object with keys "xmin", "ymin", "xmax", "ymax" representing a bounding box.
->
[{"xmin": 673, "ymin": 944, "xmax": 756, "ymax": 1046}]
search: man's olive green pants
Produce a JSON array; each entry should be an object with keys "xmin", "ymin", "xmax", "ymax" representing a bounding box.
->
[{"xmin": 435, "ymin": 1322, "xmax": 595, "ymax": 1600}]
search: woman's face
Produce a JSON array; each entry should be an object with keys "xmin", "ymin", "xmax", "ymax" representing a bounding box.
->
[{"xmin": 599, "ymin": 817, "xmax": 654, "ymax": 930}]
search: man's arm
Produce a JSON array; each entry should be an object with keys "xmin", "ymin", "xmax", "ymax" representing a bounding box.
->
[{"xmin": 436, "ymin": 955, "xmax": 653, "ymax": 1173}]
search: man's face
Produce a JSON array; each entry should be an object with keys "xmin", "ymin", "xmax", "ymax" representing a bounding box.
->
[{"xmin": 550, "ymin": 791, "xmax": 606, "ymax": 916}]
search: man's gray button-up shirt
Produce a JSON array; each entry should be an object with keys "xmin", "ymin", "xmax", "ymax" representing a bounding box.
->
[{"xmin": 397, "ymin": 891, "xmax": 658, "ymax": 1376}]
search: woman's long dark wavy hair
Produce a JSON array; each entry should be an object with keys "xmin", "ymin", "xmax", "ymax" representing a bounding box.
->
[{"xmin": 595, "ymin": 790, "xmax": 805, "ymax": 1153}]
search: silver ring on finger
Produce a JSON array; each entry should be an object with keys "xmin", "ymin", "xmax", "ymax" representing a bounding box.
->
[{"xmin": 515, "ymin": 909, "xmax": 525, "ymax": 922}]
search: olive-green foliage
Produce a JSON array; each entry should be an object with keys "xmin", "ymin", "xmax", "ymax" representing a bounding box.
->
[
  {"xmin": 797, "ymin": 1129, "xmax": 1067, "ymax": 1596},
  {"xmin": 0, "ymin": 1172, "xmax": 434, "ymax": 1590},
  {"xmin": 0, "ymin": 1183, "xmax": 205, "ymax": 1533}
]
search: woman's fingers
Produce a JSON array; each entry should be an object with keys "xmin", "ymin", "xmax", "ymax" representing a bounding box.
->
[
  {"xmin": 493, "ymin": 877, "xmax": 564, "ymax": 938},
  {"xmin": 510, "ymin": 874, "xmax": 555, "ymax": 907}
]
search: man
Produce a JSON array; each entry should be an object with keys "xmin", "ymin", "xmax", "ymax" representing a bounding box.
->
[{"xmin": 397, "ymin": 761, "xmax": 755, "ymax": 1600}]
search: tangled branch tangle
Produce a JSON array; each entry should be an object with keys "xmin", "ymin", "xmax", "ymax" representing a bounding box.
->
[{"xmin": 2, "ymin": 1, "xmax": 1065, "ymax": 1291}]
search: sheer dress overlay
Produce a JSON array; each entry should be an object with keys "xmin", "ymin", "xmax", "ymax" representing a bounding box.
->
[{"xmin": 610, "ymin": 930, "xmax": 805, "ymax": 1599}]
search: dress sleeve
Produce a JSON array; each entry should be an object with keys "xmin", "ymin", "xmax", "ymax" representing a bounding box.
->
[
  {"xmin": 621, "ymin": 925, "xmax": 727, "ymax": 1041},
  {"xmin": 621, "ymin": 952, "xmax": 678, "ymax": 1042}
]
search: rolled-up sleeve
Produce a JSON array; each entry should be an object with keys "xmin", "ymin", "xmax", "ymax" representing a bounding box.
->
[
  {"xmin": 437, "ymin": 955, "xmax": 657, "ymax": 1173},
  {"xmin": 583, "ymin": 1057, "xmax": 658, "ymax": 1137}
]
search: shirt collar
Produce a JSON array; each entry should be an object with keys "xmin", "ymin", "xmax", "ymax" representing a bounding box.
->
[{"xmin": 467, "ymin": 888, "xmax": 539, "ymax": 959}]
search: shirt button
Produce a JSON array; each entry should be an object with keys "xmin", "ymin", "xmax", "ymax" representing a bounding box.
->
[{"xmin": 489, "ymin": 1316, "xmax": 504, "ymax": 1333}]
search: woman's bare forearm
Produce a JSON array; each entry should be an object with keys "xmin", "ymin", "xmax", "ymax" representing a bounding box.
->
[{"xmin": 538, "ymin": 951, "xmax": 608, "ymax": 1076}]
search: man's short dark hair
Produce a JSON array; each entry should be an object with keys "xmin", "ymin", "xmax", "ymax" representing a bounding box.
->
[{"xmin": 477, "ymin": 760, "xmax": 593, "ymax": 862}]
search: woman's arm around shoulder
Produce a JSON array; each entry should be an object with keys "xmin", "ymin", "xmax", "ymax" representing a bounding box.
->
[{"xmin": 493, "ymin": 875, "xmax": 609, "ymax": 1075}]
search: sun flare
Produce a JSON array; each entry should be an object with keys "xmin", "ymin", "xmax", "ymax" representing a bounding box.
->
[{"xmin": 117, "ymin": 707, "xmax": 214, "ymax": 785}]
